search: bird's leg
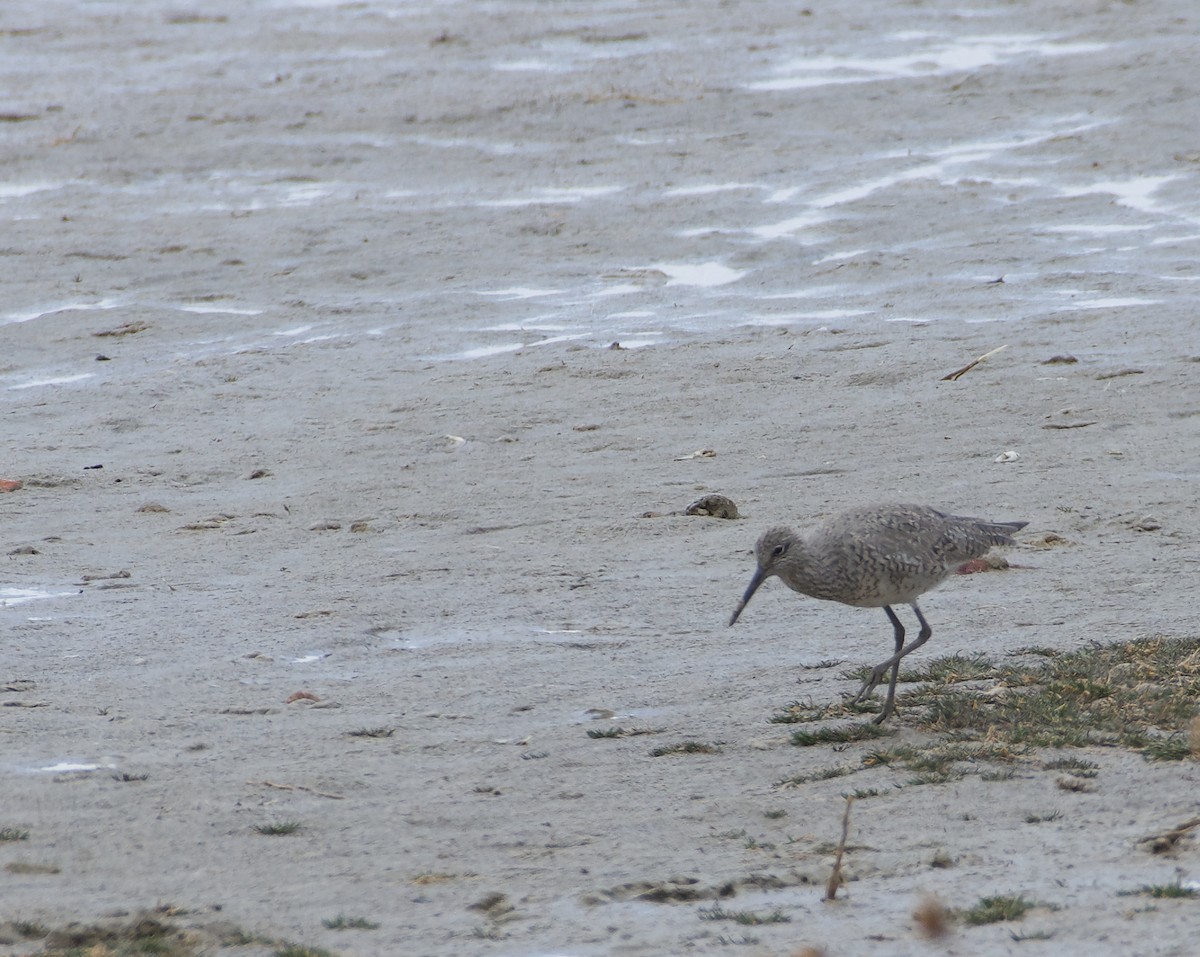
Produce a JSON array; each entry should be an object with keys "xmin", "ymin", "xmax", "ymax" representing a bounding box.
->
[
  {"xmin": 879, "ymin": 607, "xmax": 907, "ymax": 722},
  {"xmin": 871, "ymin": 604, "xmax": 934, "ymax": 723},
  {"xmin": 854, "ymin": 606, "xmax": 905, "ymax": 710}
]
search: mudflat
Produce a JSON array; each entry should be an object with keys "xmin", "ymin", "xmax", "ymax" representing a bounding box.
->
[{"xmin": 2, "ymin": 1, "xmax": 1199, "ymax": 955}]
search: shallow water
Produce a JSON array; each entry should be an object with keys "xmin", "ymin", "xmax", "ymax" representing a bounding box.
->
[{"xmin": 1, "ymin": 0, "xmax": 1196, "ymax": 395}]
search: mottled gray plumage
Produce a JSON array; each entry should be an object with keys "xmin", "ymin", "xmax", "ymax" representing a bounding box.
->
[{"xmin": 729, "ymin": 504, "xmax": 1027, "ymax": 723}]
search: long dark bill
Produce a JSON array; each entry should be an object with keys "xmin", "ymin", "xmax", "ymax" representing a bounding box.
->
[{"xmin": 728, "ymin": 567, "xmax": 768, "ymax": 626}]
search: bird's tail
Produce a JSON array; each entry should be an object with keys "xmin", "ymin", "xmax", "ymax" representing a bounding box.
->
[{"xmin": 978, "ymin": 519, "xmax": 1028, "ymax": 546}]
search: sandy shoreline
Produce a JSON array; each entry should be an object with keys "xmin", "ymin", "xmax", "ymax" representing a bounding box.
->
[
  {"xmin": 4, "ymin": 315, "xmax": 1199, "ymax": 955},
  {"xmin": 4, "ymin": 1, "xmax": 1200, "ymax": 954}
]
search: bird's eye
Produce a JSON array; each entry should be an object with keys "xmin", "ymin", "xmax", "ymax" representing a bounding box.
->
[{"xmin": 771, "ymin": 543, "xmax": 787, "ymax": 557}]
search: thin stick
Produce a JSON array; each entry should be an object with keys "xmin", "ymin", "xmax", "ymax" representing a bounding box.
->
[
  {"xmin": 942, "ymin": 344, "xmax": 1008, "ymax": 381},
  {"xmin": 824, "ymin": 796, "xmax": 854, "ymax": 901},
  {"xmin": 253, "ymin": 780, "xmax": 345, "ymax": 800},
  {"xmin": 1140, "ymin": 816, "xmax": 1200, "ymax": 853}
]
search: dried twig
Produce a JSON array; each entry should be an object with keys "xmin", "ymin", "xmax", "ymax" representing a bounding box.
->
[
  {"xmin": 253, "ymin": 780, "xmax": 345, "ymax": 800},
  {"xmin": 942, "ymin": 344, "xmax": 1008, "ymax": 381},
  {"xmin": 824, "ymin": 796, "xmax": 854, "ymax": 901},
  {"xmin": 1139, "ymin": 816, "xmax": 1200, "ymax": 854}
]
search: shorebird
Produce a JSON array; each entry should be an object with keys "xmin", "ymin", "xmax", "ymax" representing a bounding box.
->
[{"xmin": 729, "ymin": 503, "xmax": 1027, "ymax": 723}]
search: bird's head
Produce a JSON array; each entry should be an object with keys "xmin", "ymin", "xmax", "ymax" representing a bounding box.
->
[{"xmin": 729, "ymin": 526, "xmax": 798, "ymax": 626}]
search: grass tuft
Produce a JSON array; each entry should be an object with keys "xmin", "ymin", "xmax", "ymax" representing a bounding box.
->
[
  {"xmin": 769, "ymin": 699, "xmax": 843, "ymax": 724},
  {"xmin": 790, "ymin": 722, "xmax": 890, "ymax": 747},
  {"xmin": 771, "ymin": 637, "xmax": 1200, "ymax": 792},
  {"xmin": 321, "ymin": 915, "xmax": 380, "ymax": 930},
  {"xmin": 872, "ymin": 741, "xmax": 1024, "ymax": 785},
  {"xmin": 11, "ymin": 920, "xmax": 48, "ymax": 939},
  {"xmin": 900, "ymin": 652, "xmax": 1004, "ymax": 685},
  {"xmin": 587, "ymin": 726, "xmax": 659, "ymax": 739},
  {"xmin": 844, "ymin": 787, "xmax": 887, "ymax": 799},
  {"xmin": 254, "ymin": 820, "xmax": 302, "ymax": 836},
  {"xmin": 648, "ymin": 741, "xmax": 722, "ymax": 757},
  {"xmin": 1043, "ymin": 757, "xmax": 1099, "ymax": 776},
  {"xmin": 1010, "ymin": 929, "xmax": 1055, "ymax": 941},
  {"xmin": 777, "ymin": 766, "xmax": 854, "ymax": 787},
  {"xmin": 698, "ymin": 905, "xmax": 790, "ymax": 925},
  {"xmin": 915, "ymin": 637, "xmax": 1200, "ymax": 750},
  {"xmin": 957, "ymin": 894, "xmax": 1041, "ymax": 925},
  {"xmin": 1141, "ymin": 737, "xmax": 1191, "ymax": 761},
  {"xmin": 1119, "ymin": 880, "xmax": 1200, "ymax": 899}
]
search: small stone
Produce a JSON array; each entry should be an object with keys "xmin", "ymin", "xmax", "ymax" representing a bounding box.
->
[{"xmin": 685, "ymin": 494, "xmax": 740, "ymax": 519}]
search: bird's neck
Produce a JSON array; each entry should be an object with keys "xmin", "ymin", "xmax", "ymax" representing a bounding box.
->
[{"xmin": 778, "ymin": 543, "xmax": 837, "ymax": 601}]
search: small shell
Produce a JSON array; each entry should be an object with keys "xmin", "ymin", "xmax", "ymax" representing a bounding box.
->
[{"xmin": 994, "ymin": 450, "xmax": 1020, "ymax": 463}]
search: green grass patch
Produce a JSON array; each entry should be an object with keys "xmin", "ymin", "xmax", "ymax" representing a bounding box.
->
[
  {"xmin": 1119, "ymin": 880, "xmax": 1200, "ymax": 899},
  {"xmin": 698, "ymin": 905, "xmax": 790, "ymax": 925},
  {"xmin": 769, "ymin": 699, "xmax": 841, "ymax": 724},
  {"xmin": 900, "ymin": 652, "xmax": 1005, "ymax": 685},
  {"xmin": 1043, "ymin": 757, "xmax": 1099, "ymax": 776},
  {"xmin": 844, "ymin": 787, "xmax": 888, "ymax": 799},
  {"xmin": 11, "ymin": 914, "xmax": 272, "ymax": 957},
  {"xmin": 771, "ymin": 637, "xmax": 1200, "ymax": 789},
  {"xmin": 957, "ymin": 894, "xmax": 1041, "ymax": 925},
  {"xmin": 864, "ymin": 741, "xmax": 1025, "ymax": 785},
  {"xmin": 321, "ymin": 915, "xmax": 380, "ymax": 930},
  {"xmin": 649, "ymin": 741, "xmax": 723, "ymax": 756},
  {"xmin": 11, "ymin": 920, "xmax": 48, "ymax": 939},
  {"xmin": 914, "ymin": 637, "xmax": 1200, "ymax": 752},
  {"xmin": 777, "ymin": 765, "xmax": 854, "ymax": 786},
  {"xmin": 346, "ymin": 727, "xmax": 394, "ymax": 738},
  {"xmin": 790, "ymin": 721, "xmax": 890, "ymax": 747},
  {"xmin": 0, "ymin": 827, "xmax": 29, "ymax": 842},
  {"xmin": 254, "ymin": 820, "xmax": 302, "ymax": 836},
  {"xmin": 587, "ymin": 726, "xmax": 659, "ymax": 739},
  {"xmin": 1141, "ymin": 737, "xmax": 1191, "ymax": 761},
  {"xmin": 0, "ymin": 912, "xmax": 297, "ymax": 956}
]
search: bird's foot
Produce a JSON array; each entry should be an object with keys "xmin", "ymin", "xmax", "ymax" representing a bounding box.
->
[
  {"xmin": 870, "ymin": 701, "xmax": 897, "ymax": 725},
  {"xmin": 853, "ymin": 663, "xmax": 892, "ymax": 703}
]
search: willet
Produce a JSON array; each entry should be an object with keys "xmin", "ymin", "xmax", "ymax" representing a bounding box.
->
[{"xmin": 729, "ymin": 503, "xmax": 1027, "ymax": 723}]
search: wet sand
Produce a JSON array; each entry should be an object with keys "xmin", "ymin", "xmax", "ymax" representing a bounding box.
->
[{"xmin": 3, "ymin": 1, "xmax": 1200, "ymax": 955}]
